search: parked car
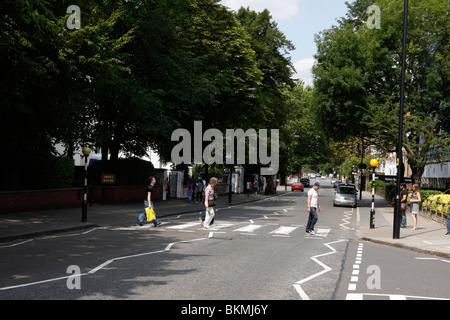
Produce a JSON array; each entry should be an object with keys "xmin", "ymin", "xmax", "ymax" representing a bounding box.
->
[
  {"xmin": 334, "ymin": 185, "xmax": 357, "ymax": 208},
  {"xmin": 291, "ymin": 182, "xmax": 304, "ymax": 192},
  {"xmin": 300, "ymin": 177, "xmax": 310, "ymax": 188},
  {"xmin": 333, "ymin": 180, "xmax": 341, "ymax": 188}
]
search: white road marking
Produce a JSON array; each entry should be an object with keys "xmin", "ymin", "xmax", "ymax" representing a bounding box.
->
[
  {"xmin": 414, "ymin": 257, "xmax": 450, "ymax": 264},
  {"xmin": 340, "ymin": 210, "xmax": 354, "ymax": 230},
  {"xmin": 346, "ymin": 293, "xmax": 450, "ymax": 300},
  {"xmin": 348, "ymin": 243, "xmax": 363, "ymax": 291},
  {"xmin": 233, "ymin": 224, "xmax": 264, "ymax": 233},
  {"xmin": 305, "ymin": 228, "xmax": 331, "ymax": 238},
  {"xmin": 293, "ymin": 239, "xmax": 348, "ymax": 300},
  {"xmin": 270, "ymin": 226, "xmax": 298, "ymax": 236},
  {"xmin": 0, "ymin": 237, "xmax": 209, "ymax": 291},
  {"xmin": 167, "ymin": 222, "xmax": 200, "ymax": 230}
]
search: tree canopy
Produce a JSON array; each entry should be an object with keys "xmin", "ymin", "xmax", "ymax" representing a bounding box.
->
[
  {"xmin": 0, "ymin": 0, "xmax": 302, "ymax": 190},
  {"xmin": 313, "ymin": 0, "xmax": 449, "ymax": 182}
]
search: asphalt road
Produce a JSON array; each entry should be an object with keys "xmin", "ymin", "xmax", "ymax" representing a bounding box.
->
[{"xmin": 0, "ymin": 179, "xmax": 449, "ymax": 303}]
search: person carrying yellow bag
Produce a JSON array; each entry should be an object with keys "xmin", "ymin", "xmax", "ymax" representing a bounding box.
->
[
  {"xmin": 145, "ymin": 207, "xmax": 156, "ymax": 222},
  {"xmin": 136, "ymin": 176, "xmax": 162, "ymax": 227}
]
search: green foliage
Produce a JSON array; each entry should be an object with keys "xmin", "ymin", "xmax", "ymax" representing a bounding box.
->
[
  {"xmin": 367, "ymin": 179, "xmax": 386, "ymax": 191},
  {"xmin": 280, "ymin": 82, "xmax": 332, "ymax": 174},
  {"xmin": 0, "ymin": 0, "xmax": 298, "ymax": 190},
  {"xmin": 421, "ymin": 194, "xmax": 450, "ymax": 216},
  {"xmin": 313, "ymin": 0, "xmax": 450, "ymax": 182},
  {"xmin": 47, "ymin": 157, "xmax": 76, "ymax": 189}
]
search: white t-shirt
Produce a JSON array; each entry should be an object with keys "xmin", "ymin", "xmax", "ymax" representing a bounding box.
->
[{"xmin": 308, "ymin": 188, "xmax": 319, "ymax": 208}]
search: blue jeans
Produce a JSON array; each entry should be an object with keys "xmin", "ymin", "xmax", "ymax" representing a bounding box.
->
[
  {"xmin": 401, "ymin": 209, "xmax": 407, "ymax": 227},
  {"xmin": 306, "ymin": 207, "xmax": 318, "ymax": 232},
  {"xmin": 137, "ymin": 201, "xmax": 159, "ymax": 226},
  {"xmin": 447, "ymin": 213, "xmax": 450, "ymax": 234}
]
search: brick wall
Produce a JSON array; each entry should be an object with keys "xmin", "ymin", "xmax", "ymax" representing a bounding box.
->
[
  {"xmin": 0, "ymin": 188, "xmax": 83, "ymax": 213},
  {"xmin": 0, "ymin": 185, "xmax": 162, "ymax": 214}
]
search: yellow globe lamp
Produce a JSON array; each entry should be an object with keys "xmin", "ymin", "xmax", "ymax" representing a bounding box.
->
[
  {"xmin": 370, "ymin": 159, "xmax": 378, "ymax": 168},
  {"xmin": 82, "ymin": 147, "xmax": 91, "ymax": 156}
]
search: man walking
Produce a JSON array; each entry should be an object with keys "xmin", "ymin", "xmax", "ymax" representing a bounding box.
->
[
  {"xmin": 203, "ymin": 177, "xmax": 218, "ymax": 229},
  {"xmin": 137, "ymin": 176, "xmax": 162, "ymax": 227},
  {"xmin": 306, "ymin": 182, "xmax": 321, "ymax": 234}
]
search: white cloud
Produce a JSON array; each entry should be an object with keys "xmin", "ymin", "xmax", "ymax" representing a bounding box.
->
[
  {"xmin": 222, "ymin": 0, "xmax": 302, "ymax": 21},
  {"xmin": 293, "ymin": 58, "xmax": 316, "ymax": 87}
]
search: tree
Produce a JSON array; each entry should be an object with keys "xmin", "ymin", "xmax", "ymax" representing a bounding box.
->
[
  {"xmin": 280, "ymin": 82, "xmax": 332, "ymax": 176},
  {"xmin": 313, "ymin": 0, "xmax": 449, "ymax": 183}
]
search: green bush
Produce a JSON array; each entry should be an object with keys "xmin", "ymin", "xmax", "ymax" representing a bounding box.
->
[
  {"xmin": 422, "ymin": 194, "xmax": 450, "ymax": 216},
  {"xmin": 418, "ymin": 189, "xmax": 442, "ymax": 200},
  {"xmin": 47, "ymin": 157, "xmax": 75, "ymax": 189},
  {"xmin": 367, "ymin": 180, "xmax": 386, "ymax": 191}
]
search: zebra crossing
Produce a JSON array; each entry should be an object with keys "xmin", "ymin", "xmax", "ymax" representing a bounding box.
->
[{"xmin": 159, "ymin": 220, "xmax": 330, "ymax": 238}]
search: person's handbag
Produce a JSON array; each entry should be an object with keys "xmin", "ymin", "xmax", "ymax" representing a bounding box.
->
[
  {"xmin": 145, "ymin": 207, "xmax": 156, "ymax": 221},
  {"xmin": 400, "ymin": 203, "xmax": 407, "ymax": 212}
]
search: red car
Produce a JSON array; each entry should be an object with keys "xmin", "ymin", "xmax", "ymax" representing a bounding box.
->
[{"xmin": 291, "ymin": 182, "xmax": 304, "ymax": 191}]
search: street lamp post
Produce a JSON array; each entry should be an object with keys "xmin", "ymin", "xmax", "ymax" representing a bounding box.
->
[
  {"xmin": 369, "ymin": 159, "xmax": 378, "ymax": 229},
  {"xmin": 228, "ymin": 167, "xmax": 232, "ymax": 204},
  {"xmin": 393, "ymin": 0, "xmax": 409, "ymax": 240},
  {"xmin": 81, "ymin": 147, "xmax": 91, "ymax": 222}
]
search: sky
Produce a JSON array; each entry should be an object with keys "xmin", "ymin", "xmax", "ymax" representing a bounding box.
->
[{"xmin": 220, "ymin": 0, "xmax": 350, "ymax": 86}]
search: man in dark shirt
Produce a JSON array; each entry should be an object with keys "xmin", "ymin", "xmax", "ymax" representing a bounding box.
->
[
  {"xmin": 400, "ymin": 183, "xmax": 408, "ymax": 228},
  {"xmin": 137, "ymin": 176, "xmax": 162, "ymax": 227}
]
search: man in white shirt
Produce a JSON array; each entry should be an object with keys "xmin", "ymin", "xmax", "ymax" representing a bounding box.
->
[{"xmin": 306, "ymin": 182, "xmax": 321, "ymax": 234}]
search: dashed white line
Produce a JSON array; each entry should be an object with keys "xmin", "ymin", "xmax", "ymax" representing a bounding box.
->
[{"xmin": 348, "ymin": 243, "xmax": 364, "ymax": 291}]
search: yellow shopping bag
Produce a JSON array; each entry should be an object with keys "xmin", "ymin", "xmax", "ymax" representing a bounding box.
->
[{"xmin": 145, "ymin": 207, "xmax": 156, "ymax": 222}]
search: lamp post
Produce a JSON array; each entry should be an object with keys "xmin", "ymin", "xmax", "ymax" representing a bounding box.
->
[
  {"xmin": 81, "ymin": 147, "xmax": 91, "ymax": 222},
  {"xmin": 393, "ymin": 0, "xmax": 409, "ymax": 240},
  {"xmin": 369, "ymin": 159, "xmax": 378, "ymax": 229},
  {"xmin": 228, "ymin": 166, "xmax": 233, "ymax": 204}
]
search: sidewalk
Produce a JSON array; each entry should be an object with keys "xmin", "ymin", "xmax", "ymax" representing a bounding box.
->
[
  {"xmin": 357, "ymin": 192, "xmax": 450, "ymax": 259},
  {"xmin": 0, "ymin": 188, "xmax": 285, "ymax": 243}
]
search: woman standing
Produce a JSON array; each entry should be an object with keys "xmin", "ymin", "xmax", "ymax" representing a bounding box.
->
[{"xmin": 410, "ymin": 184, "xmax": 421, "ymax": 230}]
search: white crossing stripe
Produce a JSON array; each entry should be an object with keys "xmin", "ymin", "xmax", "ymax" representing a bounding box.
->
[
  {"xmin": 306, "ymin": 228, "xmax": 331, "ymax": 238},
  {"xmin": 209, "ymin": 224, "xmax": 235, "ymax": 230},
  {"xmin": 270, "ymin": 226, "xmax": 298, "ymax": 236},
  {"xmin": 233, "ymin": 224, "xmax": 264, "ymax": 233},
  {"xmin": 316, "ymin": 228, "xmax": 331, "ymax": 236},
  {"xmin": 167, "ymin": 222, "xmax": 200, "ymax": 230}
]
